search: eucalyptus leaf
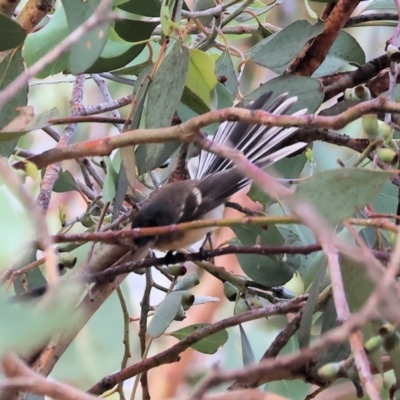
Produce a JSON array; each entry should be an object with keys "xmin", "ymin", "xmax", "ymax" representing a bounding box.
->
[
  {"xmin": 0, "ymin": 49, "xmax": 28, "ymax": 157},
  {"xmin": 245, "ymin": 75, "xmax": 324, "ymax": 113},
  {"xmin": 0, "ymin": 13, "xmax": 26, "ymax": 51},
  {"xmin": 169, "ymin": 323, "xmax": 228, "ymax": 354},
  {"xmin": 288, "ymin": 169, "xmax": 391, "ymax": 225},
  {"xmin": 103, "ymin": 156, "xmax": 119, "ymax": 203},
  {"xmin": 246, "ymin": 20, "xmax": 323, "ymax": 74},
  {"xmin": 53, "ymin": 170, "xmax": 79, "ymax": 193},
  {"xmin": 215, "ymin": 51, "xmax": 238, "ymax": 100},
  {"xmin": 239, "ymin": 324, "xmax": 256, "ymax": 365},
  {"xmin": 313, "ymin": 31, "xmax": 365, "ymax": 78},
  {"xmin": 148, "ymin": 292, "xmax": 183, "ymax": 338},
  {"xmin": 186, "ymin": 49, "xmax": 218, "ymax": 107},
  {"xmin": 298, "ymin": 260, "xmax": 327, "ymax": 348},
  {"xmin": 118, "ymin": 0, "xmax": 161, "ymax": 16},
  {"xmin": 23, "ymin": 7, "xmax": 69, "ymax": 78},
  {"xmin": 136, "ymin": 43, "xmax": 189, "ymax": 174},
  {"xmin": 232, "ymin": 225, "xmax": 298, "ymax": 287},
  {"xmin": 62, "ymin": 0, "xmax": 112, "ymax": 73}
]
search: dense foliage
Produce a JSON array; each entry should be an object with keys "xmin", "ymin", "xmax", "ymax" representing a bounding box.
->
[{"xmin": 1, "ymin": 0, "xmax": 400, "ymax": 399}]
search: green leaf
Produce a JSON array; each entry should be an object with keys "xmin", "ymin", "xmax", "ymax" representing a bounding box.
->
[
  {"xmin": 215, "ymin": 51, "xmax": 238, "ymax": 100},
  {"xmin": 53, "ymin": 169, "xmax": 79, "ymax": 193},
  {"xmin": 116, "ymin": 65, "xmax": 153, "ymax": 216},
  {"xmin": 232, "ymin": 225, "xmax": 298, "ymax": 286},
  {"xmin": 0, "ymin": 49, "xmax": 28, "ymax": 157},
  {"xmin": 103, "ymin": 156, "xmax": 119, "ymax": 203},
  {"xmin": 186, "ymin": 49, "xmax": 218, "ymax": 107},
  {"xmin": 288, "ymin": 169, "xmax": 391, "ymax": 225},
  {"xmin": 118, "ymin": 0, "xmax": 161, "ymax": 16},
  {"xmin": 112, "ymin": 59, "xmax": 153, "ymax": 76},
  {"xmin": 114, "ymin": 19, "xmax": 158, "ymax": 43},
  {"xmin": 86, "ymin": 26, "xmax": 153, "ymax": 73},
  {"xmin": 311, "ymin": 297, "xmax": 351, "ymax": 373},
  {"xmin": 298, "ymin": 260, "xmax": 327, "ymax": 348},
  {"xmin": 246, "ymin": 20, "xmax": 324, "ymax": 75},
  {"xmin": 62, "ymin": 0, "xmax": 112, "ymax": 73},
  {"xmin": 0, "ymin": 13, "xmax": 26, "ymax": 51},
  {"xmin": 136, "ymin": 43, "xmax": 189, "ymax": 174},
  {"xmin": 239, "ymin": 324, "xmax": 256, "ymax": 364},
  {"xmin": 245, "ymin": 75, "xmax": 324, "ymax": 113},
  {"xmin": 313, "ymin": 31, "xmax": 365, "ymax": 78},
  {"xmin": 148, "ymin": 291, "xmax": 183, "ymax": 338},
  {"xmin": 193, "ymin": 0, "xmax": 214, "ymax": 26},
  {"xmin": 248, "ymin": 22, "xmax": 364, "ymax": 77},
  {"xmin": 23, "ymin": 7, "xmax": 69, "ymax": 78},
  {"xmin": 340, "ymin": 254, "xmax": 383, "ymax": 372},
  {"xmin": 169, "ymin": 323, "xmax": 228, "ymax": 354},
  {"xmin": 0, "ymin": 107, "xmax": 58, "ymax": 141},
  {"xmin": 181, "ymin": 85, "xmax": 210, "ymax": 115}
]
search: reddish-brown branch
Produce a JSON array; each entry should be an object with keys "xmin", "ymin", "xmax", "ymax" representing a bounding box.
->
[
  {"xmin": 293, "ymin": 0, "xmax": 362, "ymax": 76},
  {"xmin": 13, "ymin": 96, "xmax": 400, "ymax": 171}
]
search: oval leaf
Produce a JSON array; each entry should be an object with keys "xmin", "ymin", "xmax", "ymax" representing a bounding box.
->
[
  {"xmin": 136, "ymin": 43, "xmax": 190, "ymax": 174},
  {"xmin": 62, "ymin": 0, "xmax": 112, "ymax": 73},
  {"xmin": 148, "ymin": 291, "xmax": 183, "ymax": 338},
  {"xmin": 170, "ymin": 323, "xmax": 228, "ymax": 354},
  {"xmin": 288, "ymin": 169, "xmax": 392, "ymax": 225},
  {"xmin": 186, "ymin": 49, "xmax": 218, "ymax": 107},
  {"xmin": 0, "ymin": 13, "xmax": 26, "ymax": 51}
]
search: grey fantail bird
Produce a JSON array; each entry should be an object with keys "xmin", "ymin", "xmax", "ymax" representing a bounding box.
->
[{"xmin": 131, "ymin": 92, "xmax": 307, "ymax": 251}]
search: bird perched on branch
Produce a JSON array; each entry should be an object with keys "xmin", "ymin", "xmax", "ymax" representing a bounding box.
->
[{"xmin": 131, "ymin": 92, "xmax": 307, "ymax": 251}]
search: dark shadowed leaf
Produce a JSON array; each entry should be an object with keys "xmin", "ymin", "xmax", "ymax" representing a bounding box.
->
[
  {"xmin": 53, "ymin": 170, "xmax": 79, "ymax": 193},
  {"xmin": 136, "ymin": 44, "xmax": 189, "ymax": 174},
  {"xmin": 86, "ymin": 27, "xmax": 152, "ymax": 73},
  {"xmin": 288, "ymin": 169, "xmax": 391, "ymax": 225},
  {"xmin": 0, "ymin": 49, "xmax": 28, "ymax": 157},
  {"xmin": 169, "ymin": 323, "xmax": 228, "ymax": 354},
  {"xmin": 298, "ymin": 260, "xmax": 327, "ymax": 349},
  {"xmin": 114, "ymin": 19, "xmax": 158, "ymax": 43},
  {"xmin": 181, "ymin": 86, "xmax": 210, "ymax": 115},
  {"xmin": 148, "ymin": 292, "xmax": 183, "ymax": 338},
  {"xmin": 232, "ymin": 225, "xmax": 298, "ymax": 286},
  {"xmin": 118, "ymin": 0, "xmax": 161, "ymax": 16},
  {"xmin": 62, "ymin": 0, "xmax": 112, "ymax": 73},
  {"xmin": 0, "ymin": 13, "xmax": 26, "ymax": 51}
]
